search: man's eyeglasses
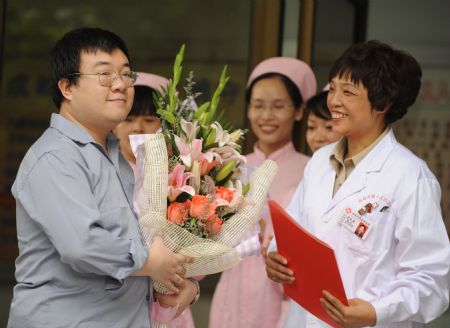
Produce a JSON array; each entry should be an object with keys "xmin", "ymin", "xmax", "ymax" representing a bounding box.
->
[{"xmin": 68, "ymin": 71, "xmax": 138, "ymax": 88}]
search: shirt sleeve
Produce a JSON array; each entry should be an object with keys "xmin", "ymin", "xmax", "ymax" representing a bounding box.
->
[
  {"xmin": 15, "ymin": 150, "xmax": 148, "ymax": 280},
  {"xmin": 372, "ymin": 177, "xmax": 450, "ymax": 325}
]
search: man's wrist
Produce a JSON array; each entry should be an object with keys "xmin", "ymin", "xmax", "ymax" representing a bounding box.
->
[{"xmin": 187, "ymin": 278, "xmax": 200, "ymax": 305}]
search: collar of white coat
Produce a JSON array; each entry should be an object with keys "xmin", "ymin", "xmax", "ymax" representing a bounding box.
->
[
  {"xmin": 324, "ymin": 127, "xmax": 397, "ymax": 212},
  {"xmin": 358, "ymin": 127, "xmax": 396, "ymax": 173}
]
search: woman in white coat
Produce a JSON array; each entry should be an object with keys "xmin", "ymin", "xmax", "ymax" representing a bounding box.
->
[{"xmin": 265, "ymin": 40, "xmax": 450, "ymax": 328}]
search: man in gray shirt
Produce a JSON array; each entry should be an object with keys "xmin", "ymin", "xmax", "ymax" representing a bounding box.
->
[{"xmin": 8, "ymin": 27, "xmax": 196, "ymax": 328}]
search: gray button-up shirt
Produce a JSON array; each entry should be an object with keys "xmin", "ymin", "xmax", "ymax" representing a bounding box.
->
[{"xmin": 8, "ymin": 114, "xmax": 151, "ymax": 328}]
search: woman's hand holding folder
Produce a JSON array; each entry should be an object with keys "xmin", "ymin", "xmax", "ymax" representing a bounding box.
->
[
  {"xmin": 320, "ymin": 290, "xmax": 376, "ymax": 328},
  {"xmin": 265, "ymin": 252, "xmax": 377, "ymax": 328},
  {"xmin": 265, "ymin": 251, "xmax": 295, "ymax": 284}
]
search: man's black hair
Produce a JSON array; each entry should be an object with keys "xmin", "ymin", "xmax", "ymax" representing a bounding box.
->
[{"xmin": 50, "ymin": 27, "xmax": 131, "ymax": 109}]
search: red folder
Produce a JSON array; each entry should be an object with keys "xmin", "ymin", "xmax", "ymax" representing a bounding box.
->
[{"xmin": 269, "ymin": 200, "xmax": 348, "ymax": 328}]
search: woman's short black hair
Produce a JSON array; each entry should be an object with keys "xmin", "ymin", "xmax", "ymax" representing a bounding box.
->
[
  {"xmin": 128, "ymin": 85, "xmax": 157, "ymax": 117},
  {"xmin": 50, "ymin": 27, "xmax": 131, "ymax": 109},
  {"xmin": 246, "ymin": 73, "xmax": 304, "ymax": 149},
  {"xmin": 305, "ymin": 91, "xmax": 331, "ymax": 121},
  {"xmin": 328, "ymin": 40, "xmax": 422, "ymax": 124}
]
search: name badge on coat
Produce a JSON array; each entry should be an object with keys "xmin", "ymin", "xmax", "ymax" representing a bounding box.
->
[{"xmin": 338, "ymin": 210, "xmax": 372, "ymax": 240}]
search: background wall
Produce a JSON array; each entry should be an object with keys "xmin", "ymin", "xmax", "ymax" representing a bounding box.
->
[{"xmin": 366, "ymin": 0, "xmax": 450, "ymax": 233}]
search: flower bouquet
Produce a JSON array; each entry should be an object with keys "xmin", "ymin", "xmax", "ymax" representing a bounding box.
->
[{"xmin": 132, "ymin": 45, "xmax": 277, "ymax": 327}]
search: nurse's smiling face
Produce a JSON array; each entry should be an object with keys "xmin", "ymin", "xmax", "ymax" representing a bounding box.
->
[
  {"xmin": 247, "ymin": 76, "xmax": 302, "ymax": 156},
  {"xmin": 327, "ymin": 75, "xmax": 386, "ymax": 151}
]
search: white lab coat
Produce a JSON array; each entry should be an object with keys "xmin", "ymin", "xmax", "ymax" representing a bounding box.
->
[{"xmin": 283, "ymin": 129, "xmax": 450, "ymax": 328}]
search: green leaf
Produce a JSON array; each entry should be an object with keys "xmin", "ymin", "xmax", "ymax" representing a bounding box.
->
[
  {"xmin": 242, "ymin": 183, "xmax": 251, "ymax": 196},
  {"xmin": 194, "ymin": 101, "xmax": 210, "ymax": 119},
  {"xmin": 158, "ymin": 110, "xmax": 177, "ymax": 125},
  {"xmin": 203, "ymin": 66, "xmax": 229, "ymax": 125},
  {"xmin": 203, "ymin": 141, "xmax": 219, "ymax": 151},
  {"xmin": 204, "ymin": 128, "xmax": 217, "ymax": 147},
  {"xmin": 215, "ymin": 160, "xmax": 236, "ymax": 182},
  {"xmin": 169, "ymin": 44, "xmax": 185, "ymax": 113}
]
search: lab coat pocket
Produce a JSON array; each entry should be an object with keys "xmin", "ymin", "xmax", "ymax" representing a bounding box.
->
[{"xmin": 342, "ymin": 212, "xmax": 388, "ymax": 258}]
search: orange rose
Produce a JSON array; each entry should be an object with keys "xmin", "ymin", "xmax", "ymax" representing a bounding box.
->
[
  {"xmin": 215, "ymin": 186, "xmax": 234, "ymax": 202},
  {"xmin": 190, "ymin": 195, "xmax": 217, "ymax": 220},
  {"xmin": 205, "ymin": 216, "xmax": 223, "ymax": 236},
  {"xmin": 200, "ymin": 159, "xmax": 217, "ymax": 176},
  {"xmin": 167, "ymin": 200, "xmax": 191, "ymax": 224}
]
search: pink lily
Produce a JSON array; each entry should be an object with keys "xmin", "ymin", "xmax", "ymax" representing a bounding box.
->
[
  {"xmin": 168, "ymin": 165, "xmax": 195, "ymax": 202},
  {"xmin": 174, "ymin": 135, "xmax": 215, "ymax": 169},
  {"xmin": 210, "ymin": 122, "xmax": 244, "ymax": 147},
  {"xmin": 180, "ymin": 118, "xmax": 199, "ymax": 142},
  {"xmin": 211, "ymin": 146, "xmax": 246, "ymax": 166}
]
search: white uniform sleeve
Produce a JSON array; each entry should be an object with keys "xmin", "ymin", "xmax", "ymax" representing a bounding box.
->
[{"xmin": 372, "ymin": 177, "xmax": 450, "ymax": 325}]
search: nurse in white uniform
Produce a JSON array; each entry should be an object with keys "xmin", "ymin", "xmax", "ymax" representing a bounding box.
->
[{"xmin": 265, "ymin": 40, "xmax": 450, "ymax": 328}]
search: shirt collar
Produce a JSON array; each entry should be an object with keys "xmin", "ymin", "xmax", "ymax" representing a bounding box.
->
[
  {"xmin": 330, "ymin": 127, "xmax": 390, "ymax": 169},
  {"xmin": 252, "ymin": 141, "xmax": 297, "ymax": 162},
  {"xmin": 50, "ymin": 113, "xmax": 119, "ymax": 147},
  {"xmin": 330, "ymin": 138, "xmax": 347, "ymax": 165}
]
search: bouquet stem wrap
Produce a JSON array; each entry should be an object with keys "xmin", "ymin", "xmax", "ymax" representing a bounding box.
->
[{"xmin": 139, "ymin": 134, "xmax": 277, "ymax": 327}]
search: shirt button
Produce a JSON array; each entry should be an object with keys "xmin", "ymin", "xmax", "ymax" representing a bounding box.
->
[{"xmin": 323, "ymin": 215, "xmax": 331, "ymax": 222}]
